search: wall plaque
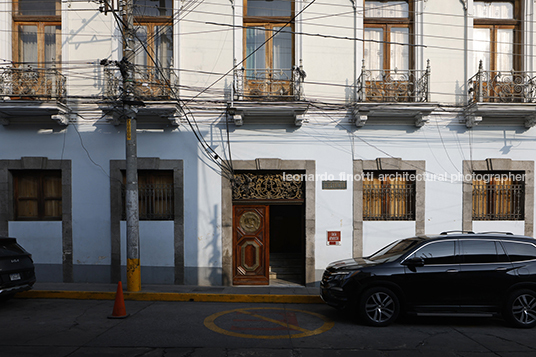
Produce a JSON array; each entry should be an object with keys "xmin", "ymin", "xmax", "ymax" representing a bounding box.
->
[
  {"xmin": 322, "ymin": 180, "xmax": 347, "ymax": 190},
  {"xmin": 327, "ymin": 231, "xmax": 341, "ymax": 246}
]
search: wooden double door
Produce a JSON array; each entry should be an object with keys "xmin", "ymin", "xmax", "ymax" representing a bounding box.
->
[{"xmin": 233, "ymin": 205, "xmax": 270, "ymax": 285}]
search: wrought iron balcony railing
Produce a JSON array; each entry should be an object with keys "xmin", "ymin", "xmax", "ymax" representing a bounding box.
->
[
  {"xmin": 468, "ymin": 61, "xmax": 536, "ymax": 104},
  {"xmin": 233, "ymin": 66, "xmax": 306, "ymax": 101},
  {"xmin": 0, "ymin": 66, "xmax": 65, "ymax": 100},
  {"xmin": 103, "ymin": 65, "xmax": 179, "ymax": 101},
  {"xmin": 357, "ymin": 60, "xmax": 430, "ymax": 103}
]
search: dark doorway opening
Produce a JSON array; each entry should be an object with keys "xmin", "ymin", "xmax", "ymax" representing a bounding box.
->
[{"xmin": 269, "ymin": 205, "xmax": 305, "ymax": 285}]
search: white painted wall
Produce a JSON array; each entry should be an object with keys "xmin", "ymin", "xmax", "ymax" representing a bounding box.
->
[
  {"xmin": 3, "ymin": 111, "xmax": 536, "ymax": 282},
  {"xmin": 63, "ymin": 1, "xmax": 116, "ymax": 98},
  {"xmin": 301, "ymin": 0, "xmax": 355, "ymax": 103},
  {"xmin": 9, "ymin": 222, "xmax": 63, "ymax": 264},
  {"xmin": 120, "ymin": 221, "xmax": 174, "ymax": 266}
]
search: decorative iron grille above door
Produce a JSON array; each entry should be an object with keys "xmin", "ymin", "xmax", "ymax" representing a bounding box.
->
[{"xmin": 232, "ymin": 172, "xmax": 304, "ymax": 201}]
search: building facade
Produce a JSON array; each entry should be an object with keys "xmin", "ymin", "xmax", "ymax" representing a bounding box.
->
[{"xmin": 0, "ymin": 0, "xmax": 535, "ymax": 286}]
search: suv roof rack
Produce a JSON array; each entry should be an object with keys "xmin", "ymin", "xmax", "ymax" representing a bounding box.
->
[
  {"xmin": 477, "ymin": 231, "xmax": 514, "ymax": 235},
  {"xmin": 440, "ymin": 230, "xmax": 475, "ymax": 235}
]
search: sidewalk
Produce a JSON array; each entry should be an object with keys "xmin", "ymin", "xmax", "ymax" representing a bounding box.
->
[{"xmin": 16, "ymin": 282, "xmax": 323, "ymax": 304}]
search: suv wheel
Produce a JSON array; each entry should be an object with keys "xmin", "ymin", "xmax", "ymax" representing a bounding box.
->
[
  {"xmin": 505, "ymin": 289, "xmax": 536, "ymax": 328},
  {"xmin": 358, "ymin": 287, "xmax": 400, "ymax": 327}
]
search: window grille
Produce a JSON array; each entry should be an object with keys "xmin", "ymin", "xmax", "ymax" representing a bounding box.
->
[
  {"xmin": 121, "ymin": 171, "xmax": 174, "ymax": 220},
  {"xmin": 363, "ymin": 172, "xmax": 415, "ymax": 220},
  {"xmin": 473, "ymin": 174, "xmax": 524, "ymax": 220}
]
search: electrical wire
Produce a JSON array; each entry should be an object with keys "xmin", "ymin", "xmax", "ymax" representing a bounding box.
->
[
  {"xmin": 3, "ymin": 0, "xmax": 534, "ymax": 183},
  {"xmin": 2, "ymin": 2, "xmax": 534, "ymax": 62},
  {"xmin": 306, "ymin": 102, "xmax": 464, "ymax": 181},
  {"xmin": 104, "ymin": 0, "xmax": 237, "ymax": 181}
]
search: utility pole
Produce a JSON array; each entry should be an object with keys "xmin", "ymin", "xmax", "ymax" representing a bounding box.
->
[
  {"xmin": 97, "ymin": 0, "xmax": 141, "ymax": 291},
  {"xmin": 122, "ymin": 0, "xmax": 141, "ymax": 292}
]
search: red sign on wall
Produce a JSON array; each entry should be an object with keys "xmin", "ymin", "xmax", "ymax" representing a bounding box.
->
[{"xmin": 327, "ymin": 231, "xmax": 341, "ymax": 246}]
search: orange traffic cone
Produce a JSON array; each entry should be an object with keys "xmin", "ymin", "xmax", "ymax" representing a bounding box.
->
[{"xmin": 108, "ymin": 281, "xmax": 129, "ymax": 319}]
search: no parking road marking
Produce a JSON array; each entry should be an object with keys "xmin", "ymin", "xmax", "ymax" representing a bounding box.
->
[{"xmin": 204, "ymin": 307, "xmax": 334, "ymax": 339}]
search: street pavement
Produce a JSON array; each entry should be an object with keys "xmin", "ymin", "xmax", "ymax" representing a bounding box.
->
[{"xmin": 1, "ymin": 283, "xmax": 536, "ymax": 357}]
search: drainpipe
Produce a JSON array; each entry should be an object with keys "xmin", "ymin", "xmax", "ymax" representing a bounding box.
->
[
  {"xmin": 526, "ymin": 1, "xmax": 534, "ymax": 73},
  {"xmin": 230, "ymin": 0, "xmax": 235, "ymax": 107},
  {"xmin": 460, "ymin": 0, "xmax": 468, "ymax": 103},
  {"xmin": 351, "ymin": 0, "xmax": 357, "ymax": 103},
  {"xmin": 298, "ymin": 1, "xmax": 303, "ymax": 73}
]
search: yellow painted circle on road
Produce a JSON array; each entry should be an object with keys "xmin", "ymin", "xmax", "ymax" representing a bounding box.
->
[{"xmin": 204, "ymin": 307, "xmax": 334, "ymax": 339}]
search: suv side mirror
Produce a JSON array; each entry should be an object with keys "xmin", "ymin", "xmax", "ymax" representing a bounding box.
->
[{"xmin": 402, "ymin": 257, "xmax": 425, "ymax": 267}]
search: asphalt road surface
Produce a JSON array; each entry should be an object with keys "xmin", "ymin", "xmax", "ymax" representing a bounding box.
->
[{"xmin": 1, "ymin": 297, "xmax": 535, "ymax": 356}]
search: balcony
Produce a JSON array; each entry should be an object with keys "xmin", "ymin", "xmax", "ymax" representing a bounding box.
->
[
  {"xmin": 353, "ymin": 61, "xmax": 435, "ymax": 128},
  {"xmin": 233, "ymin": 66, "xmax": 305, "ymax": 101},
  {"xmin": 103, "ymin": 64, "xmax": 179, "ymax": 101},
  {"xmin": 0, "ymin": 66, "xmax": 68, "ymax": 125},
  {"xmin": 228, "ymin": 66, "xmax": 308, "ymax": 126},
  {"xmin": 465, "ymin": 61, "xmax": 536, "ymax": 128},
  {"xmin": 102, "ymin": 64, "xmax": 182, "ymax": 126},
  {"xmin": 357, "ymin": 64, "xmax": 430, "ymax": 103}
]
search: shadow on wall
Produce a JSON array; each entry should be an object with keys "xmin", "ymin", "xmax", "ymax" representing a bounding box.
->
[
  {"xmin": 207, "ymin": 204, "xmax": 222, "ymax": 285},
  {"xmin": 184, "ymin": 205, "xmax": 222, "ymax": 285}
]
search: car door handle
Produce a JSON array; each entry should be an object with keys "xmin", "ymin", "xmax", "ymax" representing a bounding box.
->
[{"xmin": 446, "ymin": 269, "xmax": 459, "ymax": 273}]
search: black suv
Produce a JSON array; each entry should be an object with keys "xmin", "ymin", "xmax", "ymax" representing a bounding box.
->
[
  {"xmin": 0, "ymin": 237, "xmax": 36, "ymax": 300},
  {"xmin": 320, "ymin": 231, "xmax": 536, "ymax": 328}
]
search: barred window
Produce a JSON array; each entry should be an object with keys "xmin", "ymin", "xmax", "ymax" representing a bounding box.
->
[
  {"xmin": 363, "ymin": 171, "xmax": 415, "ymax": 220},
  {"xmin": 122, "ymin": 170, "xmax": 174, "ymax": 220},
  {"xmin": 12, "ymin": 170, "xmax": 62, "ymax": 220},
  {"xmin": 472, "ymin": 171, "xmax": 525, "ymax": 220}
]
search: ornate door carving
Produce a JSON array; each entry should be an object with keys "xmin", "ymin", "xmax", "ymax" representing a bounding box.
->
[{"xmin": 233, "ymin": 205, "xmax": 269, "ymax": 285}]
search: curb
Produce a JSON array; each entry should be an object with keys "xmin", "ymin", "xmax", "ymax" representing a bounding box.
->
[{"xmin": 16, "ymin": 290, "xmax": 324, "ymax": 304}]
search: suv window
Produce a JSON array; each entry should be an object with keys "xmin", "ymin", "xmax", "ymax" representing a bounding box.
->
[
  {"xmin": 460, "ymin": 239, "xmax": 509, "ymax": 264},
  {"xmin": 368, "ymin": 237, "xmax": 424, "ymax": 262},
  {"xmin": 410, "ymin": 241, "xmax": 456, "ymax": 265},
  {"xmin": 502, "ymin": 241, "xmax": 536, "ymax": 262}
]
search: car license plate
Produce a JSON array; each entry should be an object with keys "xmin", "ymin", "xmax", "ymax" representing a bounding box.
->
[{"xmin": 10, "ymin": 273, "xmax": 21, "ymax": 281}]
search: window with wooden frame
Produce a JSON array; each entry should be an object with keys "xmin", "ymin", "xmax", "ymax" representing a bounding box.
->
[
  {"xmin": 12, "ymin": 170, "xmax": 62, "ymax": 221},
  {"xmin": 363, "ymin": 171, "xmax": 415, "ymax": 220},
  {"xmin": 363, "ymin": 1, "xmax": 413, "ymax": 101},
  {"xmin": 472, "ymin": 1, "xmax": 522, "ymax": 101},
  {"xmin": 364, "ymin": 1, "xmax": 412, "ymax": 74},
  {"xmin": 472, "ymin": 171, "xmax": 525, "ymax": 221},
  {"xmin": 11, "ymin": 0, "xmax": 61, "ymax": 98},
  {"xmin": 12, "ymin": 0, "xmax": 61, "ymax": 68},
  {"xmin": 474, "ymin": 1, "xmax": 520, "ymax": 73},
  {"xmin": 243, "ymin": 0, "xmax": 294, "ymax": 99},
  {"xmin": 122, "ymin": 170, "xmax": 174, "ymax": 220},
  {"xmin": 132, "ymin": 0, "xmax": 173, "ymax": 95}
]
